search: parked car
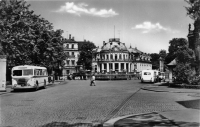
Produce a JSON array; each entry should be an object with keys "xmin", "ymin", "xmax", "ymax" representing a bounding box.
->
[
  {"xmin": 159, "ymin": 72, "xmax": 165, "ymax": 82},
  {"xmin": 72, "ymin": 72, "xmax": 86, "ymax": 80}
]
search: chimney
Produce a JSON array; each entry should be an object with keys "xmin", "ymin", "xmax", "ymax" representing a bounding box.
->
[
  {"xmin": 69, "ymin": 34, "xmax": 71, "ymax": 39},
  {"xmin": 72, "ymin": 37, "xmax": 74, "ymax": 41}
]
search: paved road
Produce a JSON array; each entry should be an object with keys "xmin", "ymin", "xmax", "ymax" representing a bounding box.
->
[{"xmin": 0, "ymin": 80, "xmax": 186, "ymax": 127}]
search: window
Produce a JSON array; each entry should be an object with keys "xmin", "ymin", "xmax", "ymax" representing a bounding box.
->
[
  {"xmin": 42, "ymin": 69, "xmax": 47, "ymax": 76},
  {"xmin": 66, "ymin": 70, "xmax": 70, "ymax": 74},
  {"xmin": 111, "ymin": 54, "xmax": 113, "ymax": 59},
  {"xmin": 66, "ymin": 60, "xmax": 70, "ymax": 65},
  {"xmin": 66, "ymin": 44, "xmax": 69, "ymax": 48},
  {"xmin": 66, "ymin": 52, "xmax": 69, "ymax": 56},
  {"xmin": 144, "ymin": 72, "xmax": 151, "ymax": 75},
  {"xmin": 13, "ymin": 70, "xmax": 22, "ymax": 76},
  {"xmin": 72, "ymin": 60, "xmax": 75, "ymax": 65},
  {"xmin": 72, "ymin": 52, "xmax": 74, "ymax": 55},
  {"xmin": 23, "ymin": 69, "xmax": 33, "ymax": 76},
  {"xmin": 34, "ymin": 69, "xmax": 42, "ymax": 76},
  {"xmin": 119, "ymin": 54, "xmax": 122, "ymax": 59},
  {"xmin": 72, "ymin": 44, "xmax": 74, "ymax": 49}
]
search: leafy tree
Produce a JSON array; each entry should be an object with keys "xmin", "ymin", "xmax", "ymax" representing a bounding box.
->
[
  {"xmin": 168, "ymin": 39, "xmax": 196, "ymax": 83},
  {"xmin": 185, "ymin": 0, "xmax": 200, "ymax": 21},
  {"xmin": 165, "ymin": 38, "xmax": 188, "ymax": 64},
  {"xmin": 77, "ymin": 41, "xmax": 96, "ymax": 71},
  {"xmin": 150, "ymin": 53, "xmax": 159, "ymax": 69},
  {"xmin": 0, "ymin": 0, "xmax": 67, "ymax": 74}
]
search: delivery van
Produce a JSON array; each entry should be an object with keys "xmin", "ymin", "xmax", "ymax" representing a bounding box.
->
[{"xmin": 141, "ymin": 70, "xmax": 157, "ymax": 83}]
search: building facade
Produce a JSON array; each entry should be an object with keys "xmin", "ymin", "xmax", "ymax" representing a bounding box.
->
[
  {"xmin": 92, "ymin": 38, "xmax": 152, "ymax": 73},
  {"xmin": 62, "ymin": 35, "xmax": 79, "ymax": 75},
  {"xmin": 62, "ymin": 35, "xmax": 90, "ymax": 75}
]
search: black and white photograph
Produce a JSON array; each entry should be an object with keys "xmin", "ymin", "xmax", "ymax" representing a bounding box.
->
[{"xmin": 0, "ymin": 0, "xmax": 200, "ymax": 126}]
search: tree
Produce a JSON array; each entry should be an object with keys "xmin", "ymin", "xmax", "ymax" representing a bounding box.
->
[
  {"xmin": 185, "ymin": 0, "xmax": 200, "ymax": 21},
  {"xmin": 0, "ymin": 0, "xmax": 67, "ymax": 74},
  {"xmin": 150, "ymin": 53, "xmax": 159, "ymax": 69},
  {"xmin": 77, "ymin": 41, "xmax": 96, "ymax": 71},
  {"xmin": 167, "ymin": 38, "xmax": 196, "ymax": 83},
  {"xmin": 165, "ymin": 38, "xmax": 188, "ymax": 64}
]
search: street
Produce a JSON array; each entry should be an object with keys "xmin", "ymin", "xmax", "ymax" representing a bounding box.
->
[{"xmin": 0, "ymin": 80, "xmax": 187, "ymax": 127}]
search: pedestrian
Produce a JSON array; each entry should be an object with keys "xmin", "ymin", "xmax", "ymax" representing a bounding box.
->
[{"xmin": 90, "ymin": 74, "xmax": 96, "ymax": 86}]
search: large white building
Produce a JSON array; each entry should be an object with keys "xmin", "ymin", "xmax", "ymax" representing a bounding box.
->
[{"xmin": 92, "ymin": 38, "xmax": 152, "ymax": 73}]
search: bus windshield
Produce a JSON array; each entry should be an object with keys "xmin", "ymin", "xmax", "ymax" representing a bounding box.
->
[{"xmin": 13, "ymin": 69, "xmax": 33, "ymax": 76}]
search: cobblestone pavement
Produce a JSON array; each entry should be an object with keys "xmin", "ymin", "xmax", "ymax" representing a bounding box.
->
[{"xmin": 0, "ymin": 80, "xmax": 193, "ymax": 127}]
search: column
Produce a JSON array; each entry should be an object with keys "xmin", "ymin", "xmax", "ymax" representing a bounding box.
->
[
  {"xmin": 102, "ymin": 63, "xmax": 104, "ymax": 72},
  {"xmin": 113, "ymin": 63, "xmax": 115, "ymax": 71},
  {"xmin": 98, "ymin": 63, "xmax": 100, "ymax": 72},
  {"xmin": 129, "ymin": 63, "xmax": 131, "ymax": 72},
  {"xmin": 119, "ymin": 62, "xmax": 121, "ymax": 72},
  {"xmin": 124, "ymin": 62, "xmax": 126, "ymax": 71},
  {"xmin": 107, "ymin": 63, "xmax": 109, "ymax": 72}
]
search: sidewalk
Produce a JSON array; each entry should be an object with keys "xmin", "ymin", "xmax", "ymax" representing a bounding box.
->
[
  {"xmin": 104, "ymin": 82, "xmax": 200, "ymax": 127},
  {"xmin": 142, "ymin": 82, "xmax": 200, "ymax": 94}
]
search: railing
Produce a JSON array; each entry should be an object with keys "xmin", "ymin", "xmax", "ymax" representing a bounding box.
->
[
  {"xmin": 93, "ymin": 59, "xmax": 133, "ymax": 62},
  {"xmin": 95, "ymin": 74, "xmax": 132, "ymax": 80}
]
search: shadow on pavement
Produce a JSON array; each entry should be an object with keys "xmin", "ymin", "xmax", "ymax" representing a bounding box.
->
[
  {"xmin": 114, "ymin": 112, "xmax": 200, "ymax": 127},
  {"xmin": 177, "ymin": 99, "xmax": 200, "ymax": 110},
  {"xmin": 40, "ymin": 122, "xmax": 102, "ymax": 127}
]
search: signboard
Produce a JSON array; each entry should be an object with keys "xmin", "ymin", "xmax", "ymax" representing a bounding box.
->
[{"xmin": 0, "ymin": 55, "xmax": 6, "ymax": 92}]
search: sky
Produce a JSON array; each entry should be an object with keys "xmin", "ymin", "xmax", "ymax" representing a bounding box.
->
[{"xmin": 26, "ymin": 0, "xmax": 193, "ymax": 53}]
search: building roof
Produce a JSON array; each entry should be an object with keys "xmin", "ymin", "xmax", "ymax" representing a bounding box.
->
[
  {"xmin": 101, "ymin": 41, "xmax": 128, "ymax": 52},
  {"xmin": 167, "ymin": 59, "xmax": 177, "ymax": 66}
]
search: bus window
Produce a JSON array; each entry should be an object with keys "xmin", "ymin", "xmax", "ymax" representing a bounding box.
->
[
  {"xmin": 23, "ymin": 69, "xmax": 33, "ymax": 76},
  {"xmin": 34, "ymin": 69, "xmax": 42, "ymax": 76},
  {"xmin": 13, "ymin": 70, "xmax": 22, "ymax": 76},
  {"xmin": 42, "ymin": 69, "xmax": 47, "ymax": 76}
]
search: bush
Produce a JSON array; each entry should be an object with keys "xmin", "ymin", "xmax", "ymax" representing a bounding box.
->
[
  {"xmin": 190, "ymin": 75, "xmax": 200, "ymax": 85},
  {"xmin": 174, "ymin": 63, "xmax": 194, "ymax": 84}
]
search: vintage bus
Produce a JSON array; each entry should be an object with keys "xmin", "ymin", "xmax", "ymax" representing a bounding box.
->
[{"xmin": 12, "ymin": 65, "xmax": 48, "ymax": 91}]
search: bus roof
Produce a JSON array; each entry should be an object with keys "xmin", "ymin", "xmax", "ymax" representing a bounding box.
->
[{"xmin": 12, "ymin": 65, "xmax": 47, "ymax": 70}]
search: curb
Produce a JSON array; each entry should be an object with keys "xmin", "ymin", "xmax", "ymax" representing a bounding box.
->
[{"xmin": 141, "ymin": 87, "xmax": 200, "ymax": 93}]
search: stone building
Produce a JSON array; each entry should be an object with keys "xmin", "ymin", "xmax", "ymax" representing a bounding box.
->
[
  {"xmin": 187, "ymin": 18, "xmax": 200, "ymax": 74},
  {"xmin": 62, "ymin": 35, "xmax": 88, "ymax": 75},
  {"xmin": 92, "ymin": 38, "xmax": 152, "ymax": 73}
]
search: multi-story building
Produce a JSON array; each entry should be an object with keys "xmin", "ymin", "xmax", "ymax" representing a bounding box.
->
[
  {"xmin": 92, "ymin": 38, "xmax": 152, "ymax": 73},
  {"xmin": 62, "ymin": 35, "xmax": 90, "ymax": 75},
  {"xmin": 62, "ymin": 35, "xmax": 79, "ymax": 75}
]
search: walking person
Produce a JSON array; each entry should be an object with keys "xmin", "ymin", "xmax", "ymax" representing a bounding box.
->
[{"xmin": 90, "ymin": 74, "xmax": 96, "ymax": 86}]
